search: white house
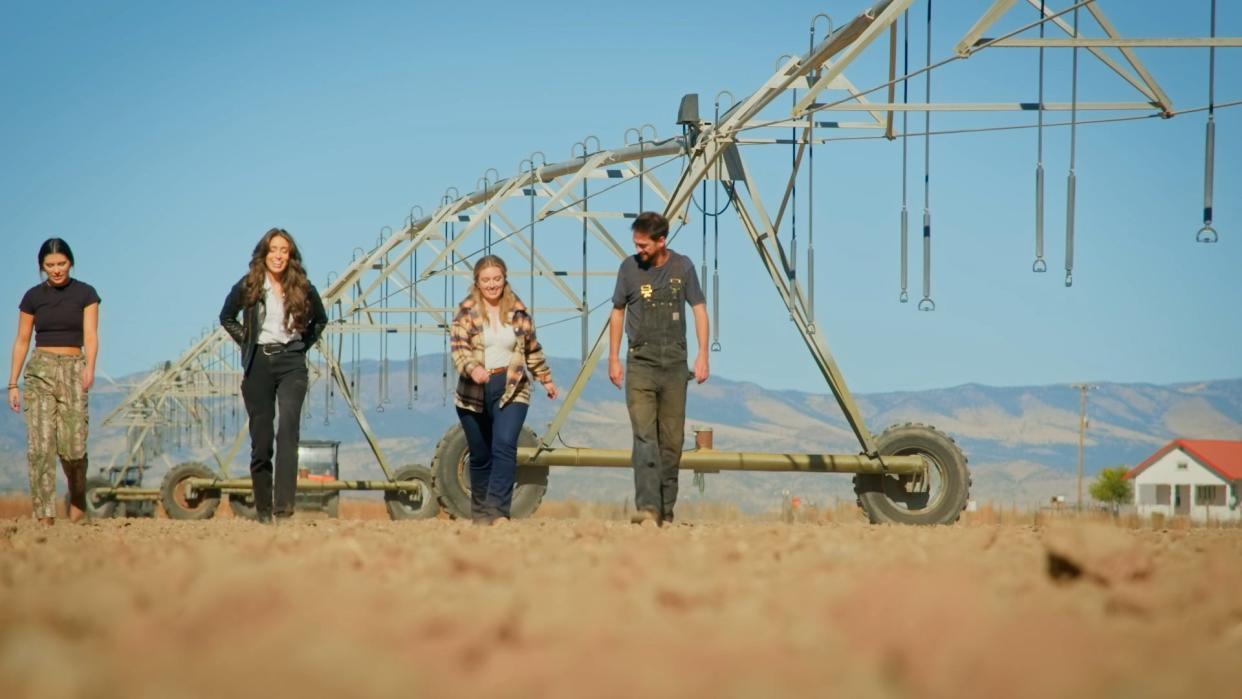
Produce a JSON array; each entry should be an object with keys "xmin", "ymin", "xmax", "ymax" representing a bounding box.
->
[{"xmin": 1126, "ymin": 440, "xmax": 1242, "ymax": 522}]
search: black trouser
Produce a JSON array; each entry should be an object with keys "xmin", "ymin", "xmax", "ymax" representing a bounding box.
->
[{"xmin": 242, "ymin": 346, "xmax": 308, "ymax": 518}]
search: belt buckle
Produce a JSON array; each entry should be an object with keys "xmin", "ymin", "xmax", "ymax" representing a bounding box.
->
[{"xmin": 262, "ymin": 343, "xmax": 282, "ymax": 356}]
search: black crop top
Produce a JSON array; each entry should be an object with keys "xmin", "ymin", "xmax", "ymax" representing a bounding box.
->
[{"xmin": 18, "ymin": 279, "xmax": 102, "ymax": 348}]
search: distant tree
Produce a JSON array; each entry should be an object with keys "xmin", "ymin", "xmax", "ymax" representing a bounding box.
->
[{"xmin": 1090, "ymin": 466, "xmax": 1133, "ymax": 515}]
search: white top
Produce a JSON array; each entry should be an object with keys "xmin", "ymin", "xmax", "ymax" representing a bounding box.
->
[
  {"xmin": 257, "ymin": 278, "xmax": 301, "ymax": 345},
  {"xmin": 482, "ymin": 321, "xmax": 516, "ymax": 370}
]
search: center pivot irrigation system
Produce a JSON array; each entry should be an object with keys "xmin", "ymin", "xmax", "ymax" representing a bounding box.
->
[{"xmin": 95, "ymin": 0, "xmax": 1237, "ymax": 525}]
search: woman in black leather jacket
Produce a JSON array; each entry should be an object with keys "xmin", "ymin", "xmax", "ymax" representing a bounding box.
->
[{"xmin": 220, "ymin": 228, "xmax": 327, "ymax": 522}]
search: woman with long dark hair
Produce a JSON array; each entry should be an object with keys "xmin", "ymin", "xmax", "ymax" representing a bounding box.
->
[
  {"xmin": 8, "ymin": 238, "xmax": 100, "ymax": 524},
  {"xmin": 220, "ymin": 228, "xmax": 327, "ymax": 523},
  {"xmin": 451, "ymin": 255, "xmax": 557, "ymax": 525}
]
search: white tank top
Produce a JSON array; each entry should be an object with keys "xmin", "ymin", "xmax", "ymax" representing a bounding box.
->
[{"xmin": 482, "ymin": 322, "xmax": 516, "ymax": 370}]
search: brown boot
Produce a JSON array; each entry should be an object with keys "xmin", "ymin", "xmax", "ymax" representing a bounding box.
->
[{"xmin": 61, "ymin": 457, "xmax": 88, "ymax": 520}]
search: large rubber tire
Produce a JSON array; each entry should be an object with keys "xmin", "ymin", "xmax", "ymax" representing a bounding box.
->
[
  {"xmin": 384, "ymin": 464, "xmax": 439, "ymax": 520},
  {"xmin": 160, "ymin": 462, "xmax": 222, "ymax": 521},
  {"xmin": 323, "ymin": 494, "xmax": 340, "ymax": 518},
  {"xmin": 128, "ymin": 501, "xmax": 158, "ymax": 516},
  {"xmin": 117, "ymin": 499, "xmax": 158, "ymax": 519},
  {"xmin": 228, "ymin": 492, "xmax": 260, "ymax": 520},
  {"xmin": 232, "ymin": 490, "xmax": 337, "ymax": 518},
  {"xmin": 83, "ymin": 477, "xmax": 119, "ymax": 519},
  {"xmin": 853, "ymin": 423, "xmax": 971, "ymax": 525},
  {"xmin": 430, "ymin": 424, "xmax": 548, "ymax": 520}
]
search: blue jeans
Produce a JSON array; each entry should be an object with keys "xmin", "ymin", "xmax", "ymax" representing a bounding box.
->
[{"xmin": 456, "ymin": 372, "xmax": 529, "ymax": 521}]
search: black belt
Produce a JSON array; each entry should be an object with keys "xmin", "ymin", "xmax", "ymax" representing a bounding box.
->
[{"xmin": 259, "ymin": 341, "xmax": 304, "ymax": 355}]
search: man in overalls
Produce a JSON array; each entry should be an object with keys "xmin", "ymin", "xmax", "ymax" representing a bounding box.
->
[{"xmin": 609, "ymin": 211, "xmax": 710, "ymax": 525}]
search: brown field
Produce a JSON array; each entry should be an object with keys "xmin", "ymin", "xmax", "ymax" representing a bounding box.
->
[{"xmin": 1, "ymin": 494, "xmax": 1240, "ymax": 698}]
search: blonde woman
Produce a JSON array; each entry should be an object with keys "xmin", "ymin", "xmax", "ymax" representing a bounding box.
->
[
  {"xmin": 8, "ymin": 238, "xmax": 100, "ymax": 524},
  {"xmin": 451, "ymin": 255, "xmax": 557, "ymax": 524}
]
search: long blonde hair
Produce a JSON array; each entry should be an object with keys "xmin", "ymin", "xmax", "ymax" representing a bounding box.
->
[{"xmin": 468, "ymin": 255, "xmax": 520, "ymax": 322}]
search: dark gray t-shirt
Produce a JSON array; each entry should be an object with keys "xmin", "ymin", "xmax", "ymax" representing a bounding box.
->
[
  {"xmin": 19, "ymin": 278, "xmax": 101, "ymax": 348},
  {"xmin": 611, "ymin": 251, "xmax": 705, "ymax": 345}
]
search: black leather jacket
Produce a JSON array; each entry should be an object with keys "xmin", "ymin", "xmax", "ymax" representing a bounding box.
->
[{"xmin": 219, "ymin": 276, "xmax": 328, "ymax": 374}]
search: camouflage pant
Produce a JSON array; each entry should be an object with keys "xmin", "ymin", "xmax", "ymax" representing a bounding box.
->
[{"xmin": 24, "ymin": 351, "xmax": 89, "ymax": 519}]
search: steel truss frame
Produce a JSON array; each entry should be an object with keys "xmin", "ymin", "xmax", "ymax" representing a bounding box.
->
[{"xmin": 99, "ymin": 0, "xmax": 1238, "ymax": 515}]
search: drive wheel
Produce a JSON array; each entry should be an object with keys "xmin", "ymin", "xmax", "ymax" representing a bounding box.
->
[
  {"xmin": 430, "ymin": 424, "xmax": 548, "ymax": 520},
  {"xmin": 324, "ymin": 493, "xmax": 340, "ymax": 518},
  {"xmin": 160, "ymin": 462, "xmax": 221, "ymax": 521},
  {"xmin": 83, "ymin": 477, "xmax": 119, "ymax": 519},
  {"xmin": 117, "ymin": 499, "xmax": 157, "ymax": 518},
  {"xmin": 228, "ymin": 492, "xmax": 260, "ymax": 520},
  {"xmin": 384, "ymin": 464, "xmax": 439, "ymax": 520},
  {"xmin": 853, "ymin": 423, "xmax": 971, "ymax": 525}
]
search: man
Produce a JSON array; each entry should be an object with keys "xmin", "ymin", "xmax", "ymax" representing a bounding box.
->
[{"xmin": 609, "ymin": 211, "xmax": 709, "ymax": 525}]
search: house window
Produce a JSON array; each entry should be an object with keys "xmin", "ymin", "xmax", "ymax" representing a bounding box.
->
[
  {"xmin": 1176, "ymin": 461, "xmax": 1188, "ymax": 470},
  {"xmin": 1195, "ymin": 485, "xmax": 1225, "ymax": 506},
  {"xmin": 1155, "ymin": 485, "xmax": 1171, "ymax": 505}
]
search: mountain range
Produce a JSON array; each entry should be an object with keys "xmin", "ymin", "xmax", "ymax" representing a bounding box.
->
[{"xmin": 2, "ymin": 354, "xmax": 1238, "ymax": 511}]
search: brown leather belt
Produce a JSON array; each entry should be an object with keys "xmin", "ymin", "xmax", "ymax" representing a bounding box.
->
[{"xmin": 488, "ymin": 366, "xmax": 507, "ymax": 375}]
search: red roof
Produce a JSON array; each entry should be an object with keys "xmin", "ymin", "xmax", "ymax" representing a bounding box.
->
[{"xmin": 1125, "ymin": 440, "xmax": 1242, "ymax": 481}]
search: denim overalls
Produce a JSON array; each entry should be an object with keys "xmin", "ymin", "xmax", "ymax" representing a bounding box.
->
[{"xmin": 625, "ymin": 275, "xmax": 692, "ymax": 522}]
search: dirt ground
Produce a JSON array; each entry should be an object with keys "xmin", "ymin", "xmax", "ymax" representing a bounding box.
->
[{"xmin": 1, "ymin": 498, "xmax": 1240, "ymax": 699}]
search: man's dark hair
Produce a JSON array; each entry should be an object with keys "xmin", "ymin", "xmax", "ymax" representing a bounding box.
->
[{"xmin": 631, "ymin": 211, "xmax": 669, "ymax": 240}]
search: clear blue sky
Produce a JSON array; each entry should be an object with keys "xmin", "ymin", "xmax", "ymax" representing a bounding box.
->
[{"xmin": 2, "ymin": 0, "xmax": 1239, "ymax": 394}]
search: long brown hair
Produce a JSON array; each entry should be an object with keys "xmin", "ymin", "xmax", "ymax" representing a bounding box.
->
[
  {"xmin": 467, "ymin": 255, "xmax": 521, "ymax": 322},
  {"xmin": 243, "ymin": 228, "xmax": 313, "ymax": 333}
]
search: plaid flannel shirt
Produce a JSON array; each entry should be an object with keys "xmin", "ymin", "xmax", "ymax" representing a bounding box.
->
[{"xmin": 451, "ymin": 297, "xmax": 552, "ymax": 412}]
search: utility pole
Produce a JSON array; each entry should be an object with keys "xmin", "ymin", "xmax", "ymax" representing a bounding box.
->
[{"xmin": 1072, "ymin": 383, "xmax": 1097, "ymax": 512}]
